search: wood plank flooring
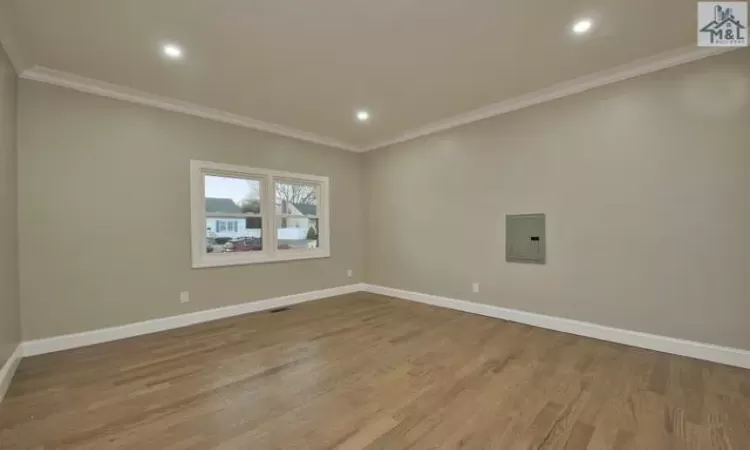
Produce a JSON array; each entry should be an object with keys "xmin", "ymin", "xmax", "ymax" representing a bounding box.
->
[{"xmin": 1, "ymin": 292, "xmax": 749, "ymax": 449}]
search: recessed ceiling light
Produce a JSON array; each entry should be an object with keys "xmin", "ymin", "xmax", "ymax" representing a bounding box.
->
[
  {"xmin": 572, "ymin": 19, "xmax": 593, "ymax": 34},
  {"xmin": 162, "ymin": 44, "xmax": 183, "ymax": 59},
  {"xmin": 356, "ymin": 110, "xmax": 370, "ymax": 122}
]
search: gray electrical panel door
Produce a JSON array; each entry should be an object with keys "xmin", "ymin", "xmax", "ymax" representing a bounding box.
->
[{"xmin": 506, "ymin": 214, "xmax": 546, "ymax": 264}]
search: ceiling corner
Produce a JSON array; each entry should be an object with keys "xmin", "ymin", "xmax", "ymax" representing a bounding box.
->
[{"xmin": 0, "ymin": 2, "xmax": 31, "ymax": 73}]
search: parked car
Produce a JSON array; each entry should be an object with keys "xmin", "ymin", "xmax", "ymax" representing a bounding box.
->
[{"xmin": 224, "ymin": 237, "xmax": 262, "ymax": 252}]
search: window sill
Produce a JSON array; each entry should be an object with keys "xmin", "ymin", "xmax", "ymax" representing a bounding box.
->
[{"xmin": 192, "ymin": 250, "xmax": 331, "ymax": 269}]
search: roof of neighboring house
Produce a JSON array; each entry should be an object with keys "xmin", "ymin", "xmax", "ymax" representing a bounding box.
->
[
  {"xmin": 205, "ymin": 198, "xmax": 242, "ymax": 214},
  {"xmin": 292, "ymin": 203, "xmax": 317, "ymax": 216}
]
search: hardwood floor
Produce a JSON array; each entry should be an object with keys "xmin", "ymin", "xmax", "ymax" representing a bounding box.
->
[{"xmin": 1, "ymin": 292, "xmax": 749, "ymax": 449}]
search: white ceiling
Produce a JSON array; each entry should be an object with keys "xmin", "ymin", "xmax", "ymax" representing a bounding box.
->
[{"xmin": 1, "ymin": 0, "xmax": 702, "ymax": 150}]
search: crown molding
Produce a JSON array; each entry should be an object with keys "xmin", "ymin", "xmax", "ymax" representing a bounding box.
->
[
  {"xmin": 19, "ymin": 46, "xmax": 739, "ymax": 154},
  {"xmin": 362, "ymin": 46, "xmax": 739, "ymax": 152},
  {"xmin": 19, "ymin": 66, "xmax": 360, "ymax": 152}
]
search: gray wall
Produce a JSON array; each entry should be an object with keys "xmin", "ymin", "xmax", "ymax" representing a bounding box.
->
[
  {"xmin": 18, "ymin": 80, "xmax": 365, "ymax": 340},
  {"xmin": 15, "ymin": 49, "xmax": 750, "ymax": 350},
  {"xmin": 0, "ymin": 43, "xmax": 20, "ymax": 366},
  {"xmin": 365, "ymin": 49, "xmax": 750, "ymax": 350}
]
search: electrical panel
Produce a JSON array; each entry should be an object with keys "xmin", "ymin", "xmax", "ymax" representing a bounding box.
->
[{"xmin": 506, "ymin": 214, "xmax": 546, "ymax": 264}]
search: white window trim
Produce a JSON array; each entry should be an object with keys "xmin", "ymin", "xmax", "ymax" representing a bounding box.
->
[{"xmin": 190, "ymin": 160, "xmax": 330, "ymax": 269}]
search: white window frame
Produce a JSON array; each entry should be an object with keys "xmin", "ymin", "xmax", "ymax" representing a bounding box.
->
[{"xmin": 190, "ymin": 160, "xmax": 330, "ymax": 268}]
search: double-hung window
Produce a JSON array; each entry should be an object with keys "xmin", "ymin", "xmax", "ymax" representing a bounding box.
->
[{"xmin": 191, "ymin": 160, "xmax": 330, "ymax": 268}]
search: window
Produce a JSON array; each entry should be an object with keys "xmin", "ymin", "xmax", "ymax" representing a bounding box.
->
[
  {"xmin": 215, "ymin": 220, "xmax": 239, "ymax": 233},
  {"xmin": 191, "ymin": 160, "xmax": 330, "ymax": 268},
  {"xmin": 275, "ymin": 180, "xmax": 320, "ymax": 251}
]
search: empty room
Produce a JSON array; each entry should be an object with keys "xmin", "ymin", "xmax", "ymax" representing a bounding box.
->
[{"xmin": 1, "ymin": 1, "xmax": 749, "ymax": 448}]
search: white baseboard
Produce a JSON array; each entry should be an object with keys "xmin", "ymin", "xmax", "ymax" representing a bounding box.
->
[
  {"xmin": 363, "ymin": 284, "xmax": 750, "ymax": 370},
  {"xmin": 17, "ymin": 282, "xmax": 750, "ymax": 371},
  {"xmin": 0, "ymin": 344, "xmax": 22, "ymax": 402},
  {"xmin": 22, "ymin": 283, "xmax": 366, "ymax": 357}
]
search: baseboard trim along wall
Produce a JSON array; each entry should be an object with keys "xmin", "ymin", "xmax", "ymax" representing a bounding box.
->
[
  {"xmin": 362, "ymin": 284, "xmax": 750, "ymax": 370},
  {"xmin": 22, "ymin": 283, "xmax": 366, "ymax": 357},
  {"xmin": 16, "ymin": 282, "xmax": 750, "ymax": 370},
  {"xmin": 0, "ymin": 345, "xmax": 22, "ymax": 402}
]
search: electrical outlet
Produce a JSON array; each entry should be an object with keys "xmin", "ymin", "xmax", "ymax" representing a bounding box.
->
[
  {"xmin": 472, "ymin": 283, "xmax": 480, "ymax": 293},
  {"xmin": 347, "ymin": 269, "xmax": 353, "ymax": 278},
  {"xmin": 180, "ymin": 291, "xmax": 190, "ymax": 303}
]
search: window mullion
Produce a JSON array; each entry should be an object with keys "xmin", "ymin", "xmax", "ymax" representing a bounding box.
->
[
  {"xmin": 263, "ymin": 175, "xmax": 276, "ymax": 258},
  {"xmin": 316, "ymin": 183, "xmax": 325, "ymax": 250}
]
